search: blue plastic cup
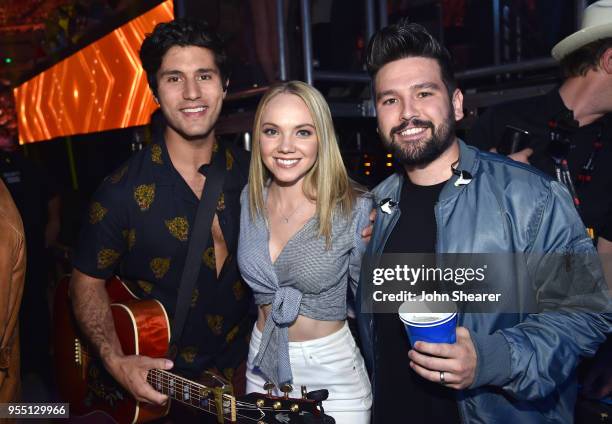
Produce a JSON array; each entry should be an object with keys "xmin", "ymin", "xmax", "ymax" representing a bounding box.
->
[{"xmin": 398, "ymin": 299, "xmax": 457, "ymax": 345}]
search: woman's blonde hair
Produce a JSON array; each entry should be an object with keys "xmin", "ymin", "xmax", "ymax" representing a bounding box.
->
[{"xmin": 248, "ymin": 80, "xmax": 359, "ymax": 245}]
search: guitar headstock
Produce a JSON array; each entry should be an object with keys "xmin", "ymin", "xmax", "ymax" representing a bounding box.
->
[
  {"xmin": 149, "ymin": 370, "xmax": 334, "ymax": 423},
  {"xmin": 238, "ymin": 383, "xmax": 335, "ymax": 424}
]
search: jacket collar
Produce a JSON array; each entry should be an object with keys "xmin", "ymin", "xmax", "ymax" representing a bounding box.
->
[
  {"xmin": 151, "ymin": 130, "xmax": 174, "ymax": 186},
  {"xmin": 377, "ymin": 138, "xmax": 479, "ymax": 211},
  {"xmin": 439, "ymin": 138, "xmax": 479, "ymax": 202},
  {"xmin": 153, "ymin": 130, "xmax": 222, "ymax": 179},
  {"xmin": 151, "ymin": 131, "xmax": 224, "ymax": 205}
]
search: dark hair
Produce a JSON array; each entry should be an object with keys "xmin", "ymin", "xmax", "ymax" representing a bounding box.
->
[
  {"xmin": 139, "ymin": 18, "xmax": 229, "ymax": 96},
  {"xmin": 366, "ymin": 20, "xmax": 456, "ymax": 93},
  {"xmin": 559, "ymin": 38, "xmax": 612, "ymax": 78}
]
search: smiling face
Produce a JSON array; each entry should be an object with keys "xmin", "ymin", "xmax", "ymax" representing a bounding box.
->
[
  {"xmin": 374, "ymin": 56, "xmax": 463, "ymax": 166},
  {"xmin": 156, "ymin": 45, "xmax": 227, "ymax": 144},
  {"xmin": 258, "ymin": 93, "xmax": 319, "ymax": 187}
]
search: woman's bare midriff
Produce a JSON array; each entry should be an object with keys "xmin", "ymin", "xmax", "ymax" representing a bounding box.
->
[{"xmin": 256, "ymin": 304, "xmax": 344, "ymax": 341}]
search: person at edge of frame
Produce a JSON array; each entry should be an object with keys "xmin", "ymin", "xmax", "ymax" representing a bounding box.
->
[
  {"xmin": 0, "ymin": 130, "xmax": 60, "ymax": 399},
  {"xmin": 356, "ymin": 19, "xmax": 612, "ymax": 424},
  {"xmin": 0, "ymin": 179, "xmax": 25, "ymax": 406},
  {"xmin": 468, "ymin": 0, "xmax": 612, "ymax": 402}
]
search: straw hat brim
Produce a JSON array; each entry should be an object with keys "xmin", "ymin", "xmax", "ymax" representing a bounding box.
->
[{"xmin": 552, "ymin": 22, "xmax": 612, "ymax": 61}]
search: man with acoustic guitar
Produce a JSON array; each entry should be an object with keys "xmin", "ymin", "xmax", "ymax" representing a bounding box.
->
[{"xmin": 69, "ymin": 18, "xmax": 254, "ymax": 412}]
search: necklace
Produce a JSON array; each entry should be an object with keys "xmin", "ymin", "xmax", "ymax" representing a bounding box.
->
[
  {"xmin": 277, "ymin": 202, "xmax": 303, "ymax": 224},
  {"xmin": 266, "ymin": 186, "xmax": 309, "ymax": 224}
]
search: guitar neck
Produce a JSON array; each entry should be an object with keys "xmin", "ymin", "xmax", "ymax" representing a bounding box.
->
[{"xmin": 147, "ymin": 369, "xmax": 236, "ymax": 422}]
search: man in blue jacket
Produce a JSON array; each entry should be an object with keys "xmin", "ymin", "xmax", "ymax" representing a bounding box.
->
[{"xmin": 358, "ymin": 20, "xmax": 612, "ymax": 423}]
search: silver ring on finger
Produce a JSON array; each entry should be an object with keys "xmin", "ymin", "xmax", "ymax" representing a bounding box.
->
[{"xmin": 439, "ymin": 371, "xmax": 446, "ymax": 384}]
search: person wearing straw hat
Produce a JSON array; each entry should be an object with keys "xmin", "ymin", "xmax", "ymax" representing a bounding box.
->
[
  {"xmin": 469, "ymin": 0, "xmax": 612, "ymax": 402},
  {"xmin": 469, "ymin": 0, "xmax": 612, "ymax": 254}
]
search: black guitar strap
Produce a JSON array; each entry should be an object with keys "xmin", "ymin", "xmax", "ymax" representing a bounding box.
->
[{"xmin": 169, "ymin": 145, "xmax": 227, "ymax": 355}]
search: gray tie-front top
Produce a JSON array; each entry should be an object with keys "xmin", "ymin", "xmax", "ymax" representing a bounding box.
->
[{"xmin": 237, "ymin": 185, "xmax": 372, "ymax": 386}]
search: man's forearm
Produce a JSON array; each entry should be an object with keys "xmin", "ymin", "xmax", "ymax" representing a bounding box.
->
[
  {"xmin": 69, "ymin": 273, "xmax": 123, "ymax": 363},
  {"xmin": 68, "ymin": 271, "xmax": 171, "ymax": 405}
]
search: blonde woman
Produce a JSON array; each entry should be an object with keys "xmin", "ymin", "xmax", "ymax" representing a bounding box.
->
[{"xmin": 237, "ymin": 81, "xmax": 372, "ymax": 423}]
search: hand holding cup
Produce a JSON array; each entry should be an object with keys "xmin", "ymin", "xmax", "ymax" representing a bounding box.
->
[
  {"xmin": 398, "ymin": 299, "xmax": 477, "ymax": 389},
  {"xmin": 408, "ymin": 327, "xmax": 477, "ymax": 390}
]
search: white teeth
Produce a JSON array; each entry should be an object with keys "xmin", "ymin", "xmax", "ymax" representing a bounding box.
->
[
  {"xmin": 400, "ymin": 127, "xmax": 427, "ymax": 136},
  {"xmin": 182, "ymin": 106, "xmax": 206, "ymax": 113},
  {"xmin": 277, "ymin": 159, "xmax": 299, "ymax": 166}
]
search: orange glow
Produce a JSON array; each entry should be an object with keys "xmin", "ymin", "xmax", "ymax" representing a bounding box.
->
[{"xmin": 14, "ymin": 1, "xmax": 174, "ymax": 144}]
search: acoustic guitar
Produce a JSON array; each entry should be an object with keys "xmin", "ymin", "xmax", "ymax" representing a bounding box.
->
[{"xmin": 53, "ymin": 276, "xmax": 333, "ymax": 423}]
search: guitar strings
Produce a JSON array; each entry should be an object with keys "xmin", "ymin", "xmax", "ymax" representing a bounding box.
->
[
  {"xmin": 155, "ymin": 390, "xmax": 264, "ymax": 422},
  {"xmin": 148, "ymin": 369, "xmax": 230, "ymax": 407},
  {"xmin": 77, "ymin": 351, "xmax": 246, "ymax": 420},
  {"xmin": 75, "ymin": 352, "xmax": 214, "ymax": 409},
  {"xmin": 148, "ymin": 368, "xmax": 233, "ymax": 402},
  {"xmin": 148, "ymin": 369, "xmax": 268, "ymax": 421},
  {"xmin": 150, "ymin": 369, "xmax": 304, "ymax": 412},
  {"xmin": 149, "ymin": 370, "xmax": 305, "ymax": 419},
  {"xmin": 78, "ymin": 351, "xmax": 300, "ymax": 421},
  {"xmin": 80, "ymin": 350, "xmax": 278, "ymax": 408}
]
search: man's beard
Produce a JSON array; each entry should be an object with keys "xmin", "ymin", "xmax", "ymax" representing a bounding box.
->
[{"xmin": 381, "ymin": 110, "xmax": 456, "ymax": 167}]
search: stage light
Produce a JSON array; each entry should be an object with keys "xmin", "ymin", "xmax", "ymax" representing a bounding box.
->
[{"xmin": 14, "ymin": 1, "xmax": 174, "ymax": 144}]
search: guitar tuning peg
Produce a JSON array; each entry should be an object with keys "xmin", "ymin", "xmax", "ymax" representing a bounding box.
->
[
  {"xmin": 301, "ymin": 385, "xmax": 307, "ymax": 399},
  {"xmin": 263, "ymin": 381, "xmax": 275, "ymax": 396},
  {"xmin": 280, "ymin": 384, "xmax": 293, "ymax": 399},
  {"xmin": 306, "ymin": 389, "xmax": 329, "ymax": 402}
]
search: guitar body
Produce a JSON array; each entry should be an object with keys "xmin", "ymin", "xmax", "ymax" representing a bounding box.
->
[{"xmin": 54, "ymin": 276, "xmax": 171, "ymax": 423}]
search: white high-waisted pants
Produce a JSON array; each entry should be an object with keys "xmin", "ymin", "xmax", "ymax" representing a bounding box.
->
[{"xmin": 246, "ymin": 321, "xmax": 372, "ymax": 424}]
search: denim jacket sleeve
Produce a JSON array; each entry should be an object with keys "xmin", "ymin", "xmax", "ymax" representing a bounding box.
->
[{"xmin": 474, "ymin": 180, "xmax": 612, "ymax": 399}]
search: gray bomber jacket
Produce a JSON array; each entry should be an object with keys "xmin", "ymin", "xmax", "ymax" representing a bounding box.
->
[{"xmin": 357, "ymin": 139, "xmax": 612, "ymax": 423}]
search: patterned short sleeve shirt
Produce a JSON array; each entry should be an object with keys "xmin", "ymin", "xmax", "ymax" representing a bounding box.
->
[{"xmin": 72, "ymin": 137, "xmax": 253, "ymax": 380}]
